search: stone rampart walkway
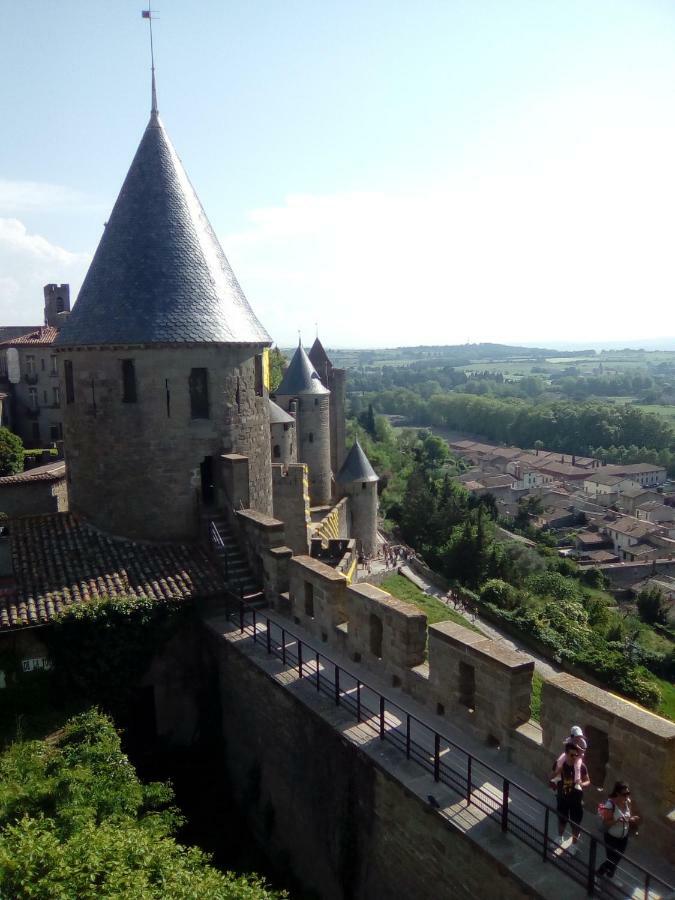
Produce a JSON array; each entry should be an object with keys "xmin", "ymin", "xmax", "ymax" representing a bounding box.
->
[{"xmin": 206, "ymin": 605, "xmax": 675, "ymax": 900}]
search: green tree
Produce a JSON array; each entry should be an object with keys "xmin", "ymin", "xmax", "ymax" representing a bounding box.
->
[
  {"xmin": 0, "ymin": 428, "xmax": 23, "ymax": 477},
  {"xmin": 0, "ymin": 711, "xmax": 284, "ymax": 900},
  {"xmin": 637, "ymin": 587, "xmax": 668, "ymax": 626},
  {"xmin": 268, "ymin": 347, "xmax": 287, "ymax": 392}
]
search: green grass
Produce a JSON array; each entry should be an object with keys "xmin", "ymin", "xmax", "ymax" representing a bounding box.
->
[
  {"xmin": 381, "ymin": 574, "xmax": 483, "ymax": 632},
  {"xmin": 631, "ymin": 403, "xmax": 675, "ymax": 424},
  {"xmin": 654, "ymin": 676, "xmax": 675, "ymax": 722},
  {"xmin": 531, "ymin": 671, "xmax": 543, "ymax": 723}
]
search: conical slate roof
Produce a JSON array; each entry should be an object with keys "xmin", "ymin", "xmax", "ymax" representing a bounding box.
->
[
  {"xmin": 275, "ymin": 344, "xmax": 329, "ymax": 396},
  {"xmin": 308, "ymin": 337, "xmax": 332, "ymax": 385},
  {"xmin": 268, "ymin": 398, "xmax": 295, "ymax": 425},
  {"xmin": 336, "ymin": 440, "xmax": 378, "ymax": 485},
  {"xmin": 56, "ymin": 112, "xmax": 270, "ymax": 348}
]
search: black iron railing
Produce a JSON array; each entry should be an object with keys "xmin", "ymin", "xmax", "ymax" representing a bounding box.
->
[
  {"xmin": 224, "ymin": 597, "xmax": 674, "ymax": 900},
  {"xmin": 209, "ymin": 520, "xmax": 229, "ymax": 580}
]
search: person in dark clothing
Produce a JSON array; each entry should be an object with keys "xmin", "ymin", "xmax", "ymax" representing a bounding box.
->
[
  {"xmin": 550, "ymin": 743, "xmax": 591, "ymax": 855},
  {"xmin": 597, "ymin": 782, "xmax": 640, "ymax": 880}
]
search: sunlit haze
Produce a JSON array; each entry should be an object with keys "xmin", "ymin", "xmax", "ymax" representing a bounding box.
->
[{"xmin": 3, "ymin": 0, "xmax": 675, "ymax": 348}]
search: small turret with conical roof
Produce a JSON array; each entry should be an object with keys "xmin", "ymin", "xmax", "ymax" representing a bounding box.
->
[
  {"xmin": 268, "ymin": 398, "xmax": 296, "ymax": 465},
  {"xmin": 274, "ymin": 342, "xmax": 331, "ymax": 505},
  {"xmin": 337, "ymin": 440, "xmax": 379, "ymax": 556},
  {"xmin": 55, "ymin": 71, "xmax": 273, "ymax": 541}
]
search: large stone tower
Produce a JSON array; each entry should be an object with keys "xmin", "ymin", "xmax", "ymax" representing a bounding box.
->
[
  {"xmin": 55, "ymin": 90, "xmax": 273, "ymax": 542},
  {"xmin": 309, "ymin": 337, "xmax": 346, "ymax": 475},
  {"xmin": 336, "ymin": 440, "xmax": 379, "ymax": 556},
  {"xmin": 273, "ymin": 344, "xmax": 331, "ymax": 505}
]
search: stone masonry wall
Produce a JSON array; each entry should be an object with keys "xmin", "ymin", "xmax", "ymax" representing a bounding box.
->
[
  {"xmin": 297, "ymin": 394, "xmax": 331, "ymax": 505},
  {"xmin": 58, "ymin": 344, "xmax": 272, "ymax": 541},
  {"xmin": 272, "ymin": 463, "xmax": 310, "ymax": 555},
  {"xmin": 281, "ymin": 556, "xmax": 675, "ymax": 862},
  {"xmin": 346, "ymin": 480, "xmax": 378, "ymax": 556},
  {"xmin": 212, "ymin": 627, "xmax": 540, "ymax": 900},
  {"xmin": 270, "ymin": 420, "xmax": 296, "ymax": 466},
  {"xmin": 0, "ymin": 478, "xmax": 68, "ymax": 518},
  {"xmin": 316, "ymin": 497, "xmax": 349, "ymax": 543},
  {"xmin": 539, "ymin": 673, "xmax": 675, "ymax": 859}
]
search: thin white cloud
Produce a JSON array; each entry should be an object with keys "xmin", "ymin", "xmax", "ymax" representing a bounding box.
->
[
  {"xmin": 224, "ymin": 157, "xmax": 675, "ymax": 348},
  {"xmin": 0, "ymin": 180, "xmax": 98, "ymax": 214},
  {"xmin": 0, "ymin": 218, "xmax": 90, "ymax": 323}
]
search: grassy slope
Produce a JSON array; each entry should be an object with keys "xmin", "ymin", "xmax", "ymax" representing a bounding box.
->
[{"xmin": 380, "ymin": 574, "xmax": 483, "ymax": 632}]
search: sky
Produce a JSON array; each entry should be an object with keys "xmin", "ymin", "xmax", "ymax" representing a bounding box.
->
[{"xmin": 3, "ymin": 0, "xmax": 675, "ymax": 349}]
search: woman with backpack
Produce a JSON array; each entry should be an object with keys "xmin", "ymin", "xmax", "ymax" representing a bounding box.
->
[{"xmin": 597, "ymin": 782, "xmax": 640, "ymax": 880}]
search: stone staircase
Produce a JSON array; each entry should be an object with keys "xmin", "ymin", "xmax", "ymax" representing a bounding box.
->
[{"xmin": 208, "ymin": 516, "xmax": 264, "ymax": 605}]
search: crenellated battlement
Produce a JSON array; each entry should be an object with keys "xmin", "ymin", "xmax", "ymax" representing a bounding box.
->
[{"xmin": 279, "ymin": 554, "xmax": 675, "ymax": 862}]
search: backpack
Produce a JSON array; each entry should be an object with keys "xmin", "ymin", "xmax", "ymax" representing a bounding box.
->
[{"xmin": 597, "ymin": 800, "xmax": 613, "ymax": 832}]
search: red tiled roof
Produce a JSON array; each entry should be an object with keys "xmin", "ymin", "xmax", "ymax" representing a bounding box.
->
[
  {"xmin": 0, "ymin": 462, "xmax": 65, "ymax": 485},
  {"xmin": 0, "ymin": 513, "xmax": 223, "ymax": 630},
  {"xmin": 0, "ymin": 326, "xmax": 59, "ymax": 347}
]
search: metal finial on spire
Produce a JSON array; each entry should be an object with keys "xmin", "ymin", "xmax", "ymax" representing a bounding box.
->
[
  {"xmin": 315, "ymin": 321, "xmax": 318, "ymax": 339},
  {"xmin": 298, "ymin": 329, "xmax": 302, "ymax": 347},
  {"xmin": 142, "ymin": 4, "xmax": 158, "ymax": 115}
]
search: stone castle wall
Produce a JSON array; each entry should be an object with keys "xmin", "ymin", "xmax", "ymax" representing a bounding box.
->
[
  {"xmin": 272, "ymin": 463, "xmax": 310, "ymax": 555},
  {"xmin": 0, "ymin": 477, "xmax": 68, "ymax": 518},
  {"xmin": 279, "ymin": 555, "xmax": 675, "ymax": 861},
  {"xmin": 346, "ymin": 480, "xmax": 378, "ymax": 556},
  {"xmin": 270, "ymin": 420, "xmax": 296, "ymax": 466},
  {"xmin": 297, "ymin": 394, "xmax": 331, "ymax": 505},
  {"xmin": 315, "ymin": 497, "xmax": 348, "ymax": 543},
  {"xmin": 329, "ymin": 367, "xmax": 346, "ymax": 474},
  {"xmin": 209, "ymin": 625, "xmax": 542, "ymax": 900},
  {"xmin": 58, "ymin": 345, "xmax": 272, "ymax": 540}
]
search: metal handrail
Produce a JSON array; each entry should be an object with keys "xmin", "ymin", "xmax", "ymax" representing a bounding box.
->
[
  {"xmin": 224, "ymin": 597, "xmax": 674, "ymax": 900},
  {"xmin": 209, "ymin": 521, "xmax": 228, "ymax": 580}
]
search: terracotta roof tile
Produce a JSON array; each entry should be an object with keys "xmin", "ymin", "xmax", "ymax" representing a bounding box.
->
[
  {"xmin": 0, "ymin": 513, "xmax": 223, "ymax": 630},
  {"xmin": 0, "ymin": 326, "xmax": 58, "ymax": 347}
]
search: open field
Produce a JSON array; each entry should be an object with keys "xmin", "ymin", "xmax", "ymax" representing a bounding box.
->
[{"xmin": 632, "ymin": 403, "xmax": 675, "ymax": 424}]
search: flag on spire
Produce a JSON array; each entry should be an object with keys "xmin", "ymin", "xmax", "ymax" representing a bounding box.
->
[{"xmin": 142, "ymin": 9, "xmax": 151, "ymax": 18}]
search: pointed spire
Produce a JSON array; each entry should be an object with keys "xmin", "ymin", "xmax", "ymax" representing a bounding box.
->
[
  {"xmin": 143, "ymin": 5, "xmax": 158, "ymax": 116},
  {"xmin": 151, "ymin": 67, "xmax": 158, "ymax": 116}
]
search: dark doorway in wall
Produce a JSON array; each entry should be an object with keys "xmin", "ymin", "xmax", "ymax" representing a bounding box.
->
[
  {"xmin": 584, "ymin": 725, "xmax": 609, "ymax": 787},
  {"xmin": 200, "ymin": 456, "xmax": 215, "ymax": 506}
]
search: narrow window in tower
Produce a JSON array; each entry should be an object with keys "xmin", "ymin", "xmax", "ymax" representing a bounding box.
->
[
  {"xmin": 273, "ymin": 445, "xmax": 281, "ymax": 459},
  {"xmin": 235, "ymin": 377, "xmax": 241, "ymax": 412},
  {"xmin": 308, "ymin": 432, "xmax": 314, "ymax": 443},
  {"xmin": 189, "ymin": 368, "xmax": 209, "ymax": 419},
  {"xmin": 362, "ymin": 482, "xmax": 367, "ymax": 490},
  {"xmin": 121, "ymin": 359, "xmax": 137, "ymax": 403},
  {"xmin": 64, "ymin": 360, "xmax": 75, "ymax": 404},
  {"xmin": 254, "ymin": 354, "xmax": 264, "ymax": 397},
  {"xmin": 165, "ymin": 379, "xmax": 171, "ymax": 417}
]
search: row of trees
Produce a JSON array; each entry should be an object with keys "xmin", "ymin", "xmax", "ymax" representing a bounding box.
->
[
  {"xmin": 354, "ymin": 390, "xmax": 675, "ymax": 474},
  {"xmin": 351, "ymin": 413, "xmax": 669, "ymax": 711}
]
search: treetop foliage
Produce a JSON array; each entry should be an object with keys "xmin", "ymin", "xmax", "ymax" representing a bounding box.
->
[
  {"xmin": 0, "ymin": 427, "xmax": 24, "ymax": 477},
  {"xmin": 0, "ymin": 710, "xmax": 285, "ymax": 899}
]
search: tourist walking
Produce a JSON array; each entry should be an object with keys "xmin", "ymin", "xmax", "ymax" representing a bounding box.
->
[
  {"xmin": 550, "ymin": 743, "xmax": 590, "ymax": 854},
  {"xmin": 597, "ymin": 782, "xmax": 639, "ymax": 880}
]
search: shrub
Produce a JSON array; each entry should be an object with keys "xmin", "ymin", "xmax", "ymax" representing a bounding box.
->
[
  {"xmin": 0, "ymin": 428, "xmax": 23, "ymax": 477},
  {"xmin": 637, "ymin": 587, "xmax": 668, "ymax": 626},
  {"xmin": 480, "ymin": 579, "xmax": 519, "ymax": 610},
  {"xmin": 0, "ymin": 710, "xmax": 285, "ymax": 899}
]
